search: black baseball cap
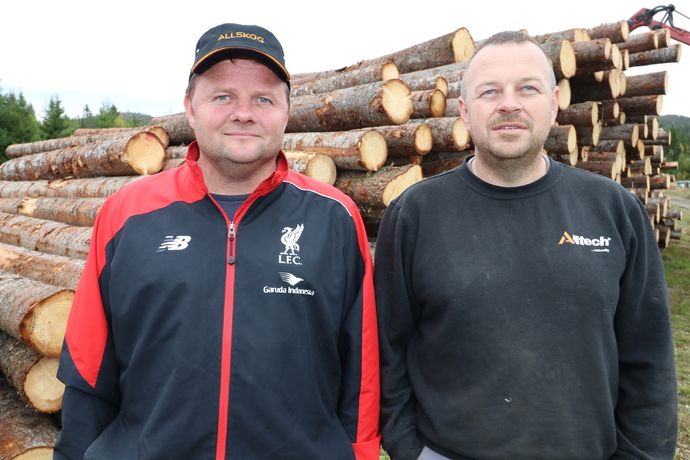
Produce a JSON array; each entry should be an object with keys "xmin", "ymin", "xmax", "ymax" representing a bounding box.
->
[{"xmin": 190, "ymin": 23, "xmax": 290, "ymax": 87}]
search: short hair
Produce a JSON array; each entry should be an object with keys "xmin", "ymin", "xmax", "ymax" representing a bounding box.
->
[{"xmin": 460, "ymin": 31, "xmax": 557, "ymax": 100}]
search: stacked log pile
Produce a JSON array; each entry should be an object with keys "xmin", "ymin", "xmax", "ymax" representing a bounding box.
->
[{"xmin": 0, "ymin": 19, "xmax": 685, "ymax": 456}]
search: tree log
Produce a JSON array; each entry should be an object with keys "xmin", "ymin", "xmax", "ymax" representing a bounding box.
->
[
  {"xmin": 628, "ymin": 157, "xmax": 652, "ymax": 175},
  {"xmin": 586, "ymin": 21, "xmax": 629, "ymax": 43},
  {"xmin": 7, "ymin": 197, "xmax": 104, "ymax": 227},
  {"xmin": 411, "ymin": 89, "xmax": 446, "ymax": 119},
  {"xmin": 650, "ymin": 174, "xmax": 671, "ymax": 190},
  {"xmin": 290, "ymin": 62, "xmax": 399, "ymax": 97},
  {"xmin": 284, "ymin": 152, "xmax": 337, "ymax": 185},
  {"xmin": 570, "ymin": 69, "xmax": 622, "ymax": 103},
  {"xmin": 623, "ymin": 71, "xmax": 667, "ymax": 98},
  {"xmin": 0, "ymin": 242, "xmax": 84, "ymax": 290},
  {"xmin": 589, "ymin": 139, "xmax": 625, "ymax": 156},
  {"xmin": 573, "ymin": 44, "xmax": 622, "ymax": 76},
  {"xmin": 556, "ymin": 101, "xmax": 599, "ymax": 126},
  {"xmin": 576, "ymin": 123, "xmax": 601, "ymax": 147},
  {"xmin": 292, "ymin": 28, "xmax": 474, "ymax": 82},
  {"xmin": 334, "ymin": 164, "xmax": 422, "ymax": 208},
  {"xmin": 587, "ymin": 151, "xmax": 624, "ymax": 173},
  {"xmin": 532, "ymin": 28, "xmax": 590, "ymax": 43},
  {"xmin": 0, "ymin": 132, "xmax": 166, "ymax": 181},
  {"xmin": 166, "ymin": 145, "xmax": 188, "ymax": 159},
  {"xmin": 576, "ymin": 160, "xmax": 618, "ymax": 179},
  {"xmin": 0, "ymin": 270, "xmax": 73, "ymax": 357},
  {"xmin": 628, "ymin": 44, "xmax": 682, "ymax": 67},
  {"xmin": 599, "ymin": 100, "xmax": 620, "ymax": 125},
  {"xmin": 616, "ymin": 31, "xmax": 658, "ymax": 53},
  {"xmin": 599, "ymin": 124, "xmax": 639, "ymax": 148},
  {"xmin": 352, "ymin": 122, "xmax": 433, "ymax": 156},
  {"xmin": 286, "ymin": 79, "xmax": 412, "ymax": 132},
  {"xmin": 6, "ymin": 127, "xmax": 169, "ymax": 158},
  {"xmin": 417, "ymin": 117, "xmax": 470, "ymax": 152},
  {"xmin": 615, "ymin": 95, "xmax": 663, "ymax": 116},
  {"xmin": 154, "ymin": 113, "xmax": 195, "ymax": 145},
  {"xmin": 0, "ymin": 176, "xmax": 138, "ymax": 199},
  {"xmin": 282, "ymin": 130, "xmax": 387, "ymax": 171},
  {"xmin": 545, "ymin": 125, "xmax": 577, "ymax": 159},
  {"xmin": 625, "ymin": 140, "xmax": 646, "ymax": 162},
  {"xmin": 654, "ymin": 29, "xmax": 671, "ymax": 48},
  {"xmin": 621, "ymin": 175, "xmax": 650, "ymax": 190},
  {"xmin": 0, "ymin": 213, "xmax": 92, "ymax": 259},
  {"xmin": 420, "ymin": 151, "xmax": 472, "ymax": 177},
  {"xmin": 0, "ymin": 331, "xmax": 63, "ymax": 413},
  {"xmin": 0, "ymin": 374, "xmax": 57, "ymax": 459}
]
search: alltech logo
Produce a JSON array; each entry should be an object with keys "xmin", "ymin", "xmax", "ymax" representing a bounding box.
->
[{"xmin": 559, "ymin": 231, "xmax": 612, "ymax": 253}]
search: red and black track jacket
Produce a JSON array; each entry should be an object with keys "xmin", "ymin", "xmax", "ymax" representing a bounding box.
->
[{"xmin": 55, "ymin": 143, "xmax": 380, "ymax": 459}]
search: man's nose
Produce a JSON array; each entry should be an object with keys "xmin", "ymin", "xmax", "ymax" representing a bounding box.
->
[{"xmin": 497, "ymin": 90, "xmax": 522, "ymax": 113}]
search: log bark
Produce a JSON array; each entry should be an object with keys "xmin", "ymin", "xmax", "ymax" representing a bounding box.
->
[
  {"xmin": 621, "ymin": 175, "xmax": 650, "ymax": 190},
  {"xmin": 573, "ymin": 44, "xmax": 622, "ymax": 76},
  {"xmin": 576, "ymin": 123, "xmax": 601, "ymax": 147},
  {"xmin": 545, "ymin": 126, "xmax": 577, "ymax": 159},
  {"xmin": 420, "ymin": 151, "xmax": 472, "ymax": 177},
  {"xmin": 0, "ymin": 176, "xmax": 138, "ymax": 199},
  {"xmin": 616, "ymin": 31, "xmax": 658, "ymax": 53},
  {"xmin": 537, "ymin": 40, "xmax": 577, "ymax": 80},
  {"xmin": 599, "ymin": 100, "xmax": 619, "ymax": 125},
  {"xmin": 627, "ymin": 157, "xmax": 652, "ymax": 175},
  {"xmin": 156, "ymin": 113, "xmax": 195, "ymax": 145},
  {"xmin": 290, "ymin": 62, "xmax": 399, "ymax": 97},
  {"xmin": 0, "ymin": 331, "xmax": 63, "ymax": 413},
  {"xmin": 0, "ymin": 242, "xmax": 85, "ymax": 290},
  {"xmin": 402, "ymin": 74, "xmax": 448, "ymax": 94},
  {"xmin": 628, "ymin": 44, "xmax": 682, "ymax": 67},
  {"xmin": 411, "ymin": 89, "xmax": 446, "ymax": 119},
  {"xmin": 556, "ymin": 102, "xmax": 599, "ymax": 126},
  {"xmin": 286, "ymin": 79, "xmax": 412, "ymax": 132},
  {"xmin": 8, "ymin": 197, "xmax": 104, "ymax": 227},
  {"xmin": 599, "ymin": 124, "xmax": 639, "ymax": 148},
  {"xmin": 587, "ymin": 152, "xmax": 624, "ymax": 174},
  {"xmin": 284, "ymin": 152, "xmax": 337, "ymax": 185},
  {"xmin": 0, "ymin": 213, "xmax": 92, "ymax": 260},
  {"xmin": 0, "ymin": 270, "xmax": 73, "ymax": 357},
  {"xmin": 292, "ymin": 28, "xmax": 475, "ymax": 81},
  {"xmin": 282, "ymin": 130, "xmax": 387, "ymax": 171},
  {"xmin": 576, "ymin": 160, "xmax": 618, "ymax": 179},
  {"xmin": 650, "ymin": 174, "xmax": 671, "ymax": 190},
  {"xmin": 572, "ymin": 38, "xmax": 612, "ymax": 68},
  {"xmin": 0, "ymin": 374, "xmax": 57, "ymax": 459},
  {"xmin": 623, "ymin": 71, "xmax": 667, "ymax": 98},
  {"xmin": 570, "ymin": 69, "xmax": 622, "ymax": 102},
  {"xmin": 615, "ymin": 95, "xmax": 663, "ymax": 117},
  {"xmin": 417, "ymin": 117, "xmax": 470, "ymax": 152},
  {"xmin": 166, "ymin": 145, "xmax": 188, "ymax": 159},
  {"xmin": 586, "ymin": 21, "xmax": 629, "ymax": 43},
  {"xmin": 6, "ymin": 127, "xmax": 169, "ymax": 158},
  {"xmin": 532, "ymin": 28, "xmax": 590, "ymax": 43},
  {"xmin": 0, "ymin": 132, "xmax": 166, "ymax": 181},
  {"xmin": 589, "ymin": 139, "xmax": 625, "ymax": 156},
  {"xmin": 655, "ymin": 29, "xmax": 671, "ymax": 48},
  {"xmin": 625, "ymin": 140, "xmax": 646, "ymax": 162},
  {"xmin": 352, "ymin": 122, "xmax": 433, "ymax": 156},
  {"xmin": 334, "ymin": 164, "xmax": 422, "ymax": 208}
]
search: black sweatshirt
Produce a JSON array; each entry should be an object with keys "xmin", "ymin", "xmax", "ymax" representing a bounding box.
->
[{"xmin": 374, "ymin": 158, "xmax": 677, "ymax": 460}]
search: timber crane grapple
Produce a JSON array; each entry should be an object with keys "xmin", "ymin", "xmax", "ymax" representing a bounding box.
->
[{"xmin": 628, "ymin": 4, "xmax": 690, "ymax": 45}]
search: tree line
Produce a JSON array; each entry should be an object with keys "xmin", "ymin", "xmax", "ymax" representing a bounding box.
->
[
  {"xmin": 659, "ymin": 115, "xmax": 690, "ymax": 180},
  {"xmin": 0, "ymin": 86, "xmax": 151, "ymax": 162}
]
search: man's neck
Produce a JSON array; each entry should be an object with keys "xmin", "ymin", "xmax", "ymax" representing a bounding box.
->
[
  {"xmin": 197, "ymin": 155, "xmax": 277, "ymax": 195},
  {"xmin": 469, "ymin": 152, "xmax": 549, "ymax": 187}
]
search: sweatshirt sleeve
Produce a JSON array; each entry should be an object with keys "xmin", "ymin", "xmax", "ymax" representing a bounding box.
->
[
  {"xmin": 337, "ymin": 206, "xmax": 381, "ymax": 460},
  {"xmin": 612, "ymin": 197, "xmax": 677, "ymax": 459},
  {"xmin": 54, "ymin": 204, "xmax": 121, "ymax": 459},
  {"xmin": 374, "ymin": 201, "xmax": 424, "ymax": 460}
]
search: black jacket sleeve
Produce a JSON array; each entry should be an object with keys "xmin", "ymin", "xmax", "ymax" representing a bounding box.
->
[{"xmin": 612, "ymin": 197, "xmax": 677, "ymax": 459}]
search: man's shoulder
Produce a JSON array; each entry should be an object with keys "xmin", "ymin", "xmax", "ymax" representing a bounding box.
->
[{"xmin": 283, "ymin": 170, "xmax": 359, "ymax": 218}]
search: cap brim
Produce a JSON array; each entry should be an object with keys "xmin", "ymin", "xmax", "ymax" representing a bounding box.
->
[{"xmin": 190, "ymin": 46, "xmax": 290, "ymax": 85}]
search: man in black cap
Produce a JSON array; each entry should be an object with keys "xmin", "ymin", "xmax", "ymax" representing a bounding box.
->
[{"xmin": 55, "ymin": 23, "xmax": 381, "ymax": 459}]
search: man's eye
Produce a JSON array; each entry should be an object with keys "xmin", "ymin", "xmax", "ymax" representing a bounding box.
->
[
  {"xmin": 522, "ymin": 86, "xmax": 539, "ymax": 93},
  {"xmin": 479, "ymin": 89, "xmax": 496, "ymax": 97},
  {"xmin": 215, "ymin": 95, "xmax": 229, "ymax": 102},
  {"xmin": 257, "ymin": 97, "xmax": 272, "ymax": 104}
]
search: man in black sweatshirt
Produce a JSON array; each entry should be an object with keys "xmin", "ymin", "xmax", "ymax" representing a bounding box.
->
[{"xmin": 374, "ymin": 31, "xmax": 677, "ymax": 460}]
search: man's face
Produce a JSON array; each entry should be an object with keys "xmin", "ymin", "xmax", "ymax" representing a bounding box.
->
[
  {"xmin": 459, "ymin": 42, "xmax": 559, "ymax": 163},
  {"xmin": 184, "ymin": 58, "xmax": 290, "ymax": 168}
]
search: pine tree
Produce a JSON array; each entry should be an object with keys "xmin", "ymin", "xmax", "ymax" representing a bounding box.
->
[
  {"xmin": 96, "ymin": 102, "xmax": 126, "ymax": 128},
  {"xmin": 41, "ymin": 95, "xmax": 72, "ymax": 139},
  {"xmin": 80, "ymin": 104, "xmax": 96, "ymax": 128},
  {"xmin": 0, "ymin": 88, "xmax": 41, "ymax": 162}
]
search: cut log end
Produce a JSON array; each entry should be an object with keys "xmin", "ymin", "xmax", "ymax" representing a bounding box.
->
[
  {"xmin": 18, "ymin": 197, "xmax": 37, "ymax": 216},
  {"xmin": 381, "ymin": 62, "xmax": 399, "ymax": 81},
  {"xmin": 452, "ymin": 28, "xmax": 475, "ymax": 63},
  {"xmin": 25, "ymin": 357, "xmax": 64, "ymax": 413},
  {"xmin": 382, "ymin": 79, "xmax": 413, "ymax": 125},
  {"xmin": 125, "ymin": 132, "xmax": 166, "ymax": 175},
  {"xmin": 382, "ymin": 165, "xmax": 423, "ymax": 206},
  {"xmin": 430, "ymin": 90, "xmax": 447, "ymax": 117},
  {"xmin": 20, "ymin": 290, "xmax": 74, "ymax": 357},
  {"xmin": 414, "ymin": 124, "xmax": 433, "ymax": 155},
  {"xmin": 558, "ymin": 79, "xmax": 571, "ymax": 110},
  {"xmin": 452, "ymin": 119, "xmax": 470, "ymax": 150},
  {"xmin": 559, "ymin": 40, "xmax": 576, "ymax": 79},
  {"xmin": 13, "ymin": 448, "xmax": 55, "ymax": 460},
  {"xmin": 436, "ymin": 77, "xmax": 449, "ymax": 96},
  {"xmin": 359, "ymin": 131, "xmax": 388, "ymax": 171}
]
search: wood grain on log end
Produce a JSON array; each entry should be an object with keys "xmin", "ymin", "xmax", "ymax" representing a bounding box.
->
[
  {"xmin": 414, "ymin": 124, "xmax": 433, "ymax": 155},
  {"xmin": 557, "ymin": 79, "xmax": 571, "ymax": 110},
  {"xmin": 125, "ymin": 132, "xmax": 166, "ymax": 175},
  {"xmin": 24, "ymin": 357, "xmax": 64, "ymax": 413},
  {"xmin": 20, "ymin": 290, "xmax": 73, "ymax": 358},
  {"xmin": 382, "ymin": 164, "xmax": 423, "ymax": 206},
  {"xmin": 452, "ymin": 28, "xmax": 475, "ymax": 63},
  {"xmin": 359, "ymin": 131, "xmax": 388, "ymax": 171},
  {"xmin": 559, "ymin": 40, "xmax": 576, "ymax": 79},
  {"xmin": 382, "ymin": 79, "xmax": 413, "ymax": 125},
  {"xmin": 381, "ymin": 62, "xmax": 399, "ymax": 81}
]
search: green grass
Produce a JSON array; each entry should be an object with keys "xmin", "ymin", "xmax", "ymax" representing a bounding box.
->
[
  {"xmin": 378, "ymin": 187, "xmax": 690, "ymax": 460},
  {"xmin": 663, "ymin": 186, "xmax": 690, "ymax": 459}
]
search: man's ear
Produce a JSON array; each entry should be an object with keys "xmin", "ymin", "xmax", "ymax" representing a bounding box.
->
[
  {"xmin": 183, "ymin": 94, "xmax": 195, "ymax": 131},
  {"xmin": 458, "ymin": 96, "xmax": 470, "ymax": 124},
  {"xmin": 550, "ymin": 86, "xmax": 560, "ymax": 125}
]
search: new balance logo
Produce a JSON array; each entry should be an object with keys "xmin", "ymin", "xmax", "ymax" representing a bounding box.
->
[
  {"xmin": 157, "ymin": 235, "xmax": 191, "ymax": 252},
  {"xmin": 558, "ymin": 231, "xmax": 611, "ymax": 252}
]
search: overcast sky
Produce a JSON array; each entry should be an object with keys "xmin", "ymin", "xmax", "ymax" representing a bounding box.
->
[{"xmin": 2, "ymin": 0, "xmax": 688, "ymax": 119}]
